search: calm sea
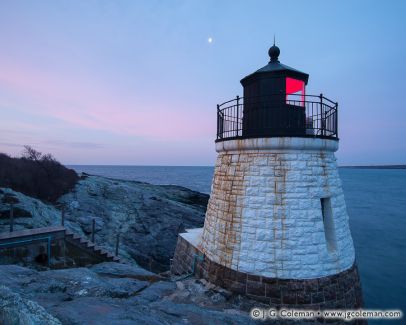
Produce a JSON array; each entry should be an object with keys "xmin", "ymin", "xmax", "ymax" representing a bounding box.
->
[{"xmin": 70, "ymin": 165, "xmax": 406, "ymax": 320}]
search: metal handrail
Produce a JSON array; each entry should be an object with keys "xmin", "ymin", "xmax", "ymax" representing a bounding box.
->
[{"xmin": 216, "ymin": 93, "xmax": 338, "ymax": 141}]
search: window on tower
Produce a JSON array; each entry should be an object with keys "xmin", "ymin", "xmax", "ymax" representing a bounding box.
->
[
  {"xmin": 320, "ymin": 197, "xmax": 337, "ymax": 252},
  {"xmin": 286, "ymin": 77, "xmax": 305, "ymax": 106}
]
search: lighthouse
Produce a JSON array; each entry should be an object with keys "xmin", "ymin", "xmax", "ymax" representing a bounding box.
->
[{"xmin": 172, "ymin": 44, "xmax": 363, "ymax": 310}]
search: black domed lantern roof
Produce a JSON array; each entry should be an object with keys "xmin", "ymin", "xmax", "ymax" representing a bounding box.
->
[{"xmin": 240, "ymin": 44, "xmax": 309, "ymax": 87}]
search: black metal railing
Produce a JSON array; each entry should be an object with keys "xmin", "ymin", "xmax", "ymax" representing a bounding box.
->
[{"xmin": 216, "ymin": 93, "xmax": 338, "ymax": 141}]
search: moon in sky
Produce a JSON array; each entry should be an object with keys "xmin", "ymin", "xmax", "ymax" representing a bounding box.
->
[{"xmin": 208, "ymin": 37, "xmax": 213, "ymax": 44}]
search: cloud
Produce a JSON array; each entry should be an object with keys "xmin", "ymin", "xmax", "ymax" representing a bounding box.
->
[
  {"xmin": 0, "ymin": 58, "xmax": 213, "ymax": 141},
  {"xmin": 43, "ymin": 140, "xmax": 105, "ymax": 149}
]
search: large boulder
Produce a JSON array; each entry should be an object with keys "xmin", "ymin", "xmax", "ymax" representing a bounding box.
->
[
  {"xmin": 0, "ymin": 285, "xmax": 61, "ymax": 325},
  {"xmin": 0, "ymin": 188, "xmax": 82, "ymax": 234}
]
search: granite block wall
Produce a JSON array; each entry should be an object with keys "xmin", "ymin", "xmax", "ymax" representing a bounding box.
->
[{"xmin": 200, "ymin": 138, "xmax": 355, "ymax": 279}]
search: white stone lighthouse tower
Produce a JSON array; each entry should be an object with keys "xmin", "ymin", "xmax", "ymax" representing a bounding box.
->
[{"xmin": 172, "ymin": 44, "xmax": 363, "ymax": 310}]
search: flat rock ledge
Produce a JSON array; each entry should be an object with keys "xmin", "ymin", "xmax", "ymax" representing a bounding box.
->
[{"xmin": 0, "ymin": 263, "xmax": 261, "ymax": 325}]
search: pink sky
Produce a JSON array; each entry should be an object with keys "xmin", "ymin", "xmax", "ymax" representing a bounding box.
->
[{"xmin": 1, "ymin": 1, "xmax": 405, "ymax": 165}]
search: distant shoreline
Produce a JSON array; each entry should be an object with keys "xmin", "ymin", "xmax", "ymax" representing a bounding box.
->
[
  {"xmin": 69, "ymin": 164, "xmax": 406, "ymax": 169},
  {"xmin": 340, "ymin": 165, "xmax": 406, "ymax": 169}
]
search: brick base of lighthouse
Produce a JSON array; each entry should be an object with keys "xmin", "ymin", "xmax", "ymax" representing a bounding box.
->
[{"xmin": 171, "ymin": 230, "xmax": 363, "ymax": 310}]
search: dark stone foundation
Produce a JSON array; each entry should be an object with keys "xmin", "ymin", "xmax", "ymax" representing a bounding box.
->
[{"xmin": 171, "ymin": 235, "xmax": 364, "ymax": 310}]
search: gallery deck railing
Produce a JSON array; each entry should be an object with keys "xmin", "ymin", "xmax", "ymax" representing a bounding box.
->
[{"xmin": 216, "ymin": 94, "xmax": 338, "ymax": 141}]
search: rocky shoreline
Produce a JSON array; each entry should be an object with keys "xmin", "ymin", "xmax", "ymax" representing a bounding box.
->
[
  {"xmin": 1, "ymin": 174, "xmax": 209, "ymax": 272},
  {"xmin": 0, "ymin": 174, "xmax": 263, "ymax": 324}
]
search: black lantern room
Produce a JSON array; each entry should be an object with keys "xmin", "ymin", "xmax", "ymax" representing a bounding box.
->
[
  {"xmin": 216, "ymin": 44, "xmax": 338, "ymax": 142},
  {"xmin": 240, "ymin": 44, "xmax": 309, "ymax": 137}
]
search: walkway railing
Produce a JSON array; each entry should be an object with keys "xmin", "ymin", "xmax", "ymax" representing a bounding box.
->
[{"xmin": 216, "ymin": 94, "xmax": 338, "ymax": 141}]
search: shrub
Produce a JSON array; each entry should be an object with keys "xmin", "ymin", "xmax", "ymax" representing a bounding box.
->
[{"xmin": 0, "ymin": 146, "xmax": 79, "ymax": 203}]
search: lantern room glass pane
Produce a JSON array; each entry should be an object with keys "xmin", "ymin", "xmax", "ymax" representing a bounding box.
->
[{"xmin": 286, "ymin": 77, "xmax": 305, "ymax": 107}]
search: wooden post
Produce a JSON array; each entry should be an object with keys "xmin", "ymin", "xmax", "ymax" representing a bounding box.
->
[
  {"xmin": 91, "ymin": 218, "xmax": 95, "ymax": 242},
  {"xmin": 115, "ymin": 233, "xmax": 120, "ymax": 257},
  {"xmin": 62, "ymin": 240, "xmax": 66, "ymax": 267},
  {"xmin": 61, "ymin": 206, "xmax": 65, "ymax": 226},
  {"xmin": 47, "ymin": 237, "xmax": 51, "ymax": 267},
  {"xmin": 9, "ymin": 204, "xmax": 14, "ymax": 232}
]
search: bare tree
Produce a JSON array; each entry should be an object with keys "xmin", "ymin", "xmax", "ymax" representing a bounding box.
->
[{"xmin": 22, "ymin": 145, "xmax": 43, "ymax": 161}]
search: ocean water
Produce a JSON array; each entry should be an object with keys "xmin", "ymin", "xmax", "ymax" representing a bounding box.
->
[{"xmin": 71, "ymin": 165, "xmax": 406, "ymax": 318}]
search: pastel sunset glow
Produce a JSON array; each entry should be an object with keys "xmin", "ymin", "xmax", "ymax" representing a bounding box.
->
[{"xmin": 1, "ymin": 1, "xmax": 405, "ymax": 165}]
